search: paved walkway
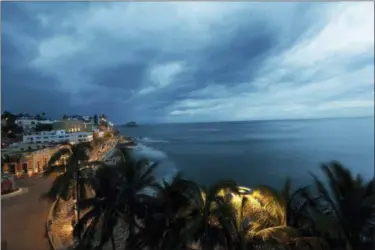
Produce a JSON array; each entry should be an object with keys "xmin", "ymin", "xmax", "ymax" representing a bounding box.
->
[
  {"xmin": 2, "ymin": 188, "xmax": 29, "ymax": 200},
  {"xmin": 1, "ymin": 175, "xmax": 54, "ymax": 250}
]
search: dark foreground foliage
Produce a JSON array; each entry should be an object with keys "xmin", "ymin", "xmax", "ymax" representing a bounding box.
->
[{"xmin": 45, "ymin": 145, "xmax": 375, "ymax": 250}]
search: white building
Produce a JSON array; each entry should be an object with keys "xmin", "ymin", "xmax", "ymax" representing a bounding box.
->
[
  {"xmin": 81, "ymin": 116, "xmax": 93, "ymax": 122},
  {"xmin": 38, "ymin": 120, "xmax": 56, "ymax": 124},
  {"xmin": 15, "ymin": 119, "xmax": 38, "ymax": 131},
  {"xmin": 23, "ymin": 130, "xmax": 93, "ymax": 144},
  {"xmin": 15, "ymin": 118, "xmax": 55, "ymax": 131}
]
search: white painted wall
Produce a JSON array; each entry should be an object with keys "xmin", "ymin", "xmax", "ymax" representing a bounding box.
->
[{"xmin": 23, "ymin": 130, "xmax": 93, "ymax": 144}]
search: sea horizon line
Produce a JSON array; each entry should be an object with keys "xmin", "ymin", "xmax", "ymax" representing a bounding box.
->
[{"xmin": 115, "ymin": 115, "xmax": 374, "ymax": 127}]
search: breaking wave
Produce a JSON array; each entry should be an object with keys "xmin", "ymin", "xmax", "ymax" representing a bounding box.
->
[{"xmin": 136, "ymin": 137, "xmax": 169, "ymax": 144}]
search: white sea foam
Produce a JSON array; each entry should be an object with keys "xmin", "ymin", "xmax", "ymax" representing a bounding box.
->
[
  {"xmin": 132, "ymin": 144, "xmax": 168, "ymax": 160},
  {"xmin": 132, "ymin": 142, "xmax": 178, "ymax": 185},
  {"xmin": 137, "ymin": 137, "xmax": 169, "ymax": 143},
  {"xmin": 188, "ymin": 128, "xmax": 220, "ymax": 132}
]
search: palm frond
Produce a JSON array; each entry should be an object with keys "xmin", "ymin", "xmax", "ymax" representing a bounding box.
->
[
  {"xmin": 47, "ymin": 148, "xmax": 72, "ymax": 166},
  {"xmin": 73, "ymin": 207, "xmax": 100, "ymax": 238},
  {"xmin": 139, "ymin": 161, "xmax": 159, "ymax": 184},
  {"xmin": 252, "ymin": 225, "xmax": 299, "ymax": 243}
]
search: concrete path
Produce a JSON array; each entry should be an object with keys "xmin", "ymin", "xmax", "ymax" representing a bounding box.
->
[{"xmin": 1, "ymin": 175, "xmax": 54, "ymax": 250}]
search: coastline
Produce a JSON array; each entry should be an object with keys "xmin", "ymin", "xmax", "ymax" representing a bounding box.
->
[{"xmin": 46, "ymin": 135, "xmax": 123, "ymax": 250}]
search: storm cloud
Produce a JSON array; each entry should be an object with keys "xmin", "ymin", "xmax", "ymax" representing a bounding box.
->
[{"xmin": 1, "ymin": 2, "xmax": 374, "ymax": 124}]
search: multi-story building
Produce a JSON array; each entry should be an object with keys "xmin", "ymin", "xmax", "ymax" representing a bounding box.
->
[
  {"xmin": 2, "ymin": 142, "xmax": 52, "ymax": 153},
  {"xmin": 14, "ymin": 119, "xmax": 38, "ymax": 131},
  {"xmin": 15, "ymin": 118, "xmax": 55, "ymax": 132},
  {"xmin": 63, "ymin": 115, "xmax": 93, "ymax": 123},
  {"xmin": 23, "ymin": 130, "xmax": 93, "ymax": 144},
  {"xmin": 81, "ymin": 116, "xmax": 93, "ymax": 122},
  {"xmin": 53, "ymin": 120, "xmax": 96, "ymax": 133}
]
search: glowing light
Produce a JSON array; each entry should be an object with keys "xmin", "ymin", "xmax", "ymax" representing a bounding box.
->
[
  {"xmin": 238, "ymin": 186, "xmax": 252, "ymax": 195},
  {"xmin": 62, "ymin": 224, "xmax": 73, "ymax": 233}
]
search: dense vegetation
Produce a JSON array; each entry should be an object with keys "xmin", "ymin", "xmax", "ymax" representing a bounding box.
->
[
  {"xmin": 44, "ymin": 143, "xmax": 375, "ymax": 250},
  {"xmin": 1, "ymin": 111, "xmax": 23, "ymax": 137}
]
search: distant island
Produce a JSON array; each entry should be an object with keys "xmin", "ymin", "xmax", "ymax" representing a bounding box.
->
[{"xmin": 125, "ymin": 121, "xmax": 138, "ymax": 127}]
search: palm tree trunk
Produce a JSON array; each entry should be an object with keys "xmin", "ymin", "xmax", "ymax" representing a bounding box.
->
[
  {"xmin": 345, "ymin": 243, "xmax": 353, "ymax": 250},
  {"xmin": 111, "ymin": 235, "xmax": 116, "ymax": 250},
  {"xmin": 76, "ymin": 162, "xmax": 81, "ymax": 242},
  {"xmin": 127, "ymin": 217, "xmax": 134, "ymax": 250}
]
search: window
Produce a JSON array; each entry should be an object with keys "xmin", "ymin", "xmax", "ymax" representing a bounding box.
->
[
  {"xmin": 36, "ymin": 141, "xmax": 41, "ymax": 143},
  {"xmin": 43, "ymin": 137, "xmax": 49, "ymax": 139},
  {"xmin": 36, "ymin": 137, "xmax": 41, "ymax": 139},
  {"xmin": 58, "ymin": 136, "xmax": 64, "ymax": 138}
]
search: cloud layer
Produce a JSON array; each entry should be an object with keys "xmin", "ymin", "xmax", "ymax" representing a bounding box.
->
[{"xmin": 2, "ymin": 2, "xmax": 374, "ymax": 123}]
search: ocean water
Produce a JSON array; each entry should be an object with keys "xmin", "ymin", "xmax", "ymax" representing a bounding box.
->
[{"xmin": 118, "ymin": 117, "xmax": 374, "ymax": 190}]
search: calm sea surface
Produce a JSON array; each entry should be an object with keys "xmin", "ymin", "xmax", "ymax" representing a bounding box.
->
[{"xmin": 118, "ymin": 117, "xmax": 374, "ymax": 190}]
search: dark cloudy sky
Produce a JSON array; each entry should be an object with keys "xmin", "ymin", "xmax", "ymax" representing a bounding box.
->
[{"xmin": 2, "ymin": 2, "xmax": 374, "ymax": 124}]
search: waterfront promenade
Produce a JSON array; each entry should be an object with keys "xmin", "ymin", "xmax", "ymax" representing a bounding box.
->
[
  {"xmin": 47, "ymin": 137, "xmax": 119, "ymax": 250},
  {"xmin": 1, "ymin": 136, "xmax": 119, "ymax": 250},
  {"xmin": 2, "ymin": 174, "xmax": 54, "ymax": 250}
]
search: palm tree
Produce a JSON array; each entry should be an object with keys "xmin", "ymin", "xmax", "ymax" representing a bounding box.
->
[
  {"xmin": 133, "ymin": 172, "xmax": 199, "ymax": 250},
  {"xmin": 114, "ymin": 150, "xmax": 159, "ymax": 249},
  {"xmin": 75, "ymin": 149, "xmax": 159, "ymax": 250},
  {"xmin": 304, "ymin": 161, "xmax": 375, "ymax": 250},
  {"xmin": 42, "ymin": 142, "xmax": 92, "ymax": 241},
  {"xmin": 245, "ymin": 179, "xmax": 326, "ymax": 249},
  {"xmin": 74, "ymin": 164, "xmax": 121, "ymax": 250},
  {"xmin": 210, "ymin": 194, "xmax": 287, "ymax": 250},
  {"xmin": 181, "ymin": 180, "xmax": 240, "ymax": 250}
]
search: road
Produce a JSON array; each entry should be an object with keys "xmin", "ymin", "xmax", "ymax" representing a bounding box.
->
[
  {"xmin": 1, "ymin": 175, "xmax": 54, "ymax": 250},
  {"xmin": 1, "ymin": 139, "xmax": 117, "ymax": 250}
]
